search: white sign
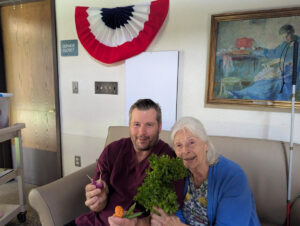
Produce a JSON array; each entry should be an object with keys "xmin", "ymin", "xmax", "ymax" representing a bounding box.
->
[{"xmin": 125, "ymin": 51, "xmax": 178, "ymax": 130}]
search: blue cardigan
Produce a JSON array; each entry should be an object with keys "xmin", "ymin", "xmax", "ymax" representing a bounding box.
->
[{"xmin": 176, "ymin": 156, "xmax": 261, "ymax": 226}]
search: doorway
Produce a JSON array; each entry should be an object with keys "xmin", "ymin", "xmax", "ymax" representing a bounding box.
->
[
  {"xmin": 0, "ymin": 22, "xmax": 12, "ymax": 169},
  {"xmin": 0, "ymin": 0, "xmax": 61, "ymax": 185}
]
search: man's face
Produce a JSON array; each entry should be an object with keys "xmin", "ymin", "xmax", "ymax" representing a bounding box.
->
[{"xmin": 129, "ymin": 108, "xmax": 161, "ymax": 152}]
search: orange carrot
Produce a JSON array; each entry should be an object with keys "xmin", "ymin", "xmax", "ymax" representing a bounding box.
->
[{"xmin": 113, "ymin": 205, "xmax": 124, "ymax": 218}]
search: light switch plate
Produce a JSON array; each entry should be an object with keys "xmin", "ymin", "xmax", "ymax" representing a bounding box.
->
[{"xmin": 95, "ymin": 82, "xmax": 118, "ymax": 95}]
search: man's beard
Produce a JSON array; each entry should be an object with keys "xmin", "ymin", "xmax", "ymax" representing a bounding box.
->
[{"xmin": 132, "ymin": 133, "xmax": 159, "ymax": 152}]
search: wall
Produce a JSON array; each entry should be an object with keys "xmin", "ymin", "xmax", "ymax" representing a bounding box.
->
[{"xmin": 56, "ymin": 0, "xmax": 300, "ymax": 176}]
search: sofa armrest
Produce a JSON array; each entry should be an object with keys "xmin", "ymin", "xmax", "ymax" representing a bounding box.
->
[
  {"xmin": 291, "ymin": 196, "xmax": 300, "ymax": 226},
  {"xmin": 29, "ymin": 163, "xmax": 96, "ymax": 226}
]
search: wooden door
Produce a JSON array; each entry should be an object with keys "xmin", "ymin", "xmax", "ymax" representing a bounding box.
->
[
  {"xmin": 1, "ymin": 0, "xmax": 61, "ymax": 185},
  {"xmin": 0, "ymin": 24, "xmax": 12, "ymax": 169}
]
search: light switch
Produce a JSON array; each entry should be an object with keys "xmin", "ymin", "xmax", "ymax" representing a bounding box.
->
[
  {"xmin": 95, "ymin": 81, "xmax": 118, "ymax": 95},
  {"xmin": 72, "ymin": 81, "xmax": 78, "ymax": 94}
]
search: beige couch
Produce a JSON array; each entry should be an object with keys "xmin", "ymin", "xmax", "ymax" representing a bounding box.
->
[{"xmin": 29, "ymin": 126, "xmax": 300, "ymax": 226}]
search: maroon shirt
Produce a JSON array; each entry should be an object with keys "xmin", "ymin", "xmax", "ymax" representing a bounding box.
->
[{"xmin": 76, "ymin": 138, "xmax": 184, "ymax": 226}]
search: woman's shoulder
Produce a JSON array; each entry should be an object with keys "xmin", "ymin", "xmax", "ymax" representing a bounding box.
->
[
  {"xmin": 210, "ymin": 155, "xmax": 250, "ymax": 190},
  {"xmin": 212, "ymin": 155, "xmax": 246, "ymax": 178}
]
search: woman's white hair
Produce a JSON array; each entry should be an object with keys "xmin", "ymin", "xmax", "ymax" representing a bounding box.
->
[{"xmin": 171, "ymin": 117, "xmax": 219, "ymax": 165}]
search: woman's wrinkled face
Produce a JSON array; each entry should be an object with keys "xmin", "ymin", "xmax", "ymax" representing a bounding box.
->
[{"xmin": 173, "ymin": 128, "xmax": 208, "ymax": 170}]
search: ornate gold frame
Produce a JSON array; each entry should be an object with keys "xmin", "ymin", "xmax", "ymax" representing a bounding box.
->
[{"xmin": 206, "ymin": 7, "xmax": 300, "ymax": 109}]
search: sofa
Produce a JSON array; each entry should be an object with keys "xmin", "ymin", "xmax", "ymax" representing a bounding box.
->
[{"xmin": 28, "ymin": 126, "xmax": 300, "ymax": 226}]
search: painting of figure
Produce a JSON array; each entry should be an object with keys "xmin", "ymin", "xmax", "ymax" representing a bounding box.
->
[{"xmin": 208, "ymin": 11, "xmax": 300, "ymax": 106}]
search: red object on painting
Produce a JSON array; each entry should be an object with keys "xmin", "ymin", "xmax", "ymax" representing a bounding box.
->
[{"xmin": 236, "ymin": 38, "xmax": 254, "ymax": 48}]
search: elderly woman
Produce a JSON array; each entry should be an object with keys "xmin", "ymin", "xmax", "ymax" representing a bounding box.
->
[{"xmin": 151, "ymin": 117, "xmax": 260, "ymax": 226}]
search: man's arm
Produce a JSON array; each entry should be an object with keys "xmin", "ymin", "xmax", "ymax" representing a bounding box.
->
[{"xmin": 86, "ymin": 143, "xmax": 112, "ymax": 212}]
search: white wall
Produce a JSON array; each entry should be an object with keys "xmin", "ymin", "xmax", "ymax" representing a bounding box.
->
[{"xmin": 56, "ymin": 0, "xmax": 300, "ymax": 175}]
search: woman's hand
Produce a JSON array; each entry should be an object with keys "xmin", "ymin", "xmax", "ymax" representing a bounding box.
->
[
  {"xmin": 84, "ymin": 180, "xmax": 108, "ymax": 212},
  {"xmin": 150, "ymin": 207, "xmax": 184, "ymax": 226}
]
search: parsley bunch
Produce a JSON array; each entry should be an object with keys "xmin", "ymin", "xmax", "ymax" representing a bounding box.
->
[{"xmin": 134, "ymin": 154, "xmax": 187, "ymax": 214}]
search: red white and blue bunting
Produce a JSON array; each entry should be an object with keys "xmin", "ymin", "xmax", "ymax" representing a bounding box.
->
[{"xmin": 75, "ymin": 0, "xmax": 169, "ymax": 64}]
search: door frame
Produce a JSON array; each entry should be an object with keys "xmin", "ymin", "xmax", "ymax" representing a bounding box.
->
[{"xmin": 50, "ymin": 0, "xmax": 62, "ymax": 178}]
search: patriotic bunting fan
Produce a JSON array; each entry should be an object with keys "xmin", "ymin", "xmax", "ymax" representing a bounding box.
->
[{"xmin": 75, "ymin": 0, "xmax": 169, "ymax": 64}]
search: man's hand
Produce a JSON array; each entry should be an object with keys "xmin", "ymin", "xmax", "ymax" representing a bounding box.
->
[
  {"xmin": 108, "ymin": 216, "xmax": 150, "ymax": 226},
  {"xmin": 108, "ymin": 216, "xmax": 137, "ymax": 226},
  {"xmin": 85, "ymin": 179, "xmax": 108, "ymax": 212},
  {"xmin": 151, "ymin": 207, "xmax": 184, "ymax": 226}
]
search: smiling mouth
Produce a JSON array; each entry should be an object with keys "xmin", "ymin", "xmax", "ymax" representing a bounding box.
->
[
  {"xmin": 183, "ymin": 156, "xmax": 196, "ymax": 161},
  {"xmin": 138, "ymin": 137, "xmax": 149, "ymax": 143}
]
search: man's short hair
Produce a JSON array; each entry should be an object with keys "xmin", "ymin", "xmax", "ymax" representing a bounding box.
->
[
  {"xmin": 279, "ymin": 24, "xmax": 295, "ymax": 35},
  {"xmin": 129, "ymin": 99, "xmax": 162, "ymax": 125}
]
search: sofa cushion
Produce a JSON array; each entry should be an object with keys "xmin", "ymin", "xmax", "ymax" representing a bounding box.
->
[{"xmin": 211, "ymin": 136, "xmax": 291, "ymax": 225}]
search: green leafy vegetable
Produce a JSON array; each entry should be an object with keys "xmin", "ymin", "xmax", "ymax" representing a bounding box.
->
[
  {"xmin": 134, "ymin": 154, "xmax": 187, "ymax": 214},
  {"xmin": 123, "ymin": 202, "xmax": 143, "ymax": 219},
  {"xmin": 125, "ymin": 212, "xmax": 143, "ymax": 219}
]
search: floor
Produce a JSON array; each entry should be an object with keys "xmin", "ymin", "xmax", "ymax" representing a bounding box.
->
[{"xmin": 0, "ymin": 180, "xmax": 41, "ymax": 226}]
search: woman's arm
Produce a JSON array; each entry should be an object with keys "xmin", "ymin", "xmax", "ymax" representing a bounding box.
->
[{"xmin": 213, "ymin": 172, "xmax": 259, "ymax": 226}]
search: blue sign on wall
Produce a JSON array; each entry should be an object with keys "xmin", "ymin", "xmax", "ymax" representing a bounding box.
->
[{"xmin": 61, "ymin": 40, "xmax": 78, "ymax": 56}]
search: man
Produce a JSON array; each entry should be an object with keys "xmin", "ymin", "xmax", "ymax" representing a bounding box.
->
[{"xmin": 75, "ymin": 99, "xmax": 184, "ymax": 226}]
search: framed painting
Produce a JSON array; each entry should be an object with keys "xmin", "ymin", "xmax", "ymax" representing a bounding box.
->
[{"xmin": 206, "ymin": 7, "xmax": 300, "ymax": 109}]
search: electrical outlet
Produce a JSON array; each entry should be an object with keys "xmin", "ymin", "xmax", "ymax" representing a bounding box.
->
[
  {"xmin": 72, "ymin": 81, "xmax": 79, "ymax": 94},
  {"xmin": 75, "ymin": 155, "xmax": 81, "ymax": 167},
  {"xmin": 95, "ymin": 82, "xmax": 118, "ymax": 95}
]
